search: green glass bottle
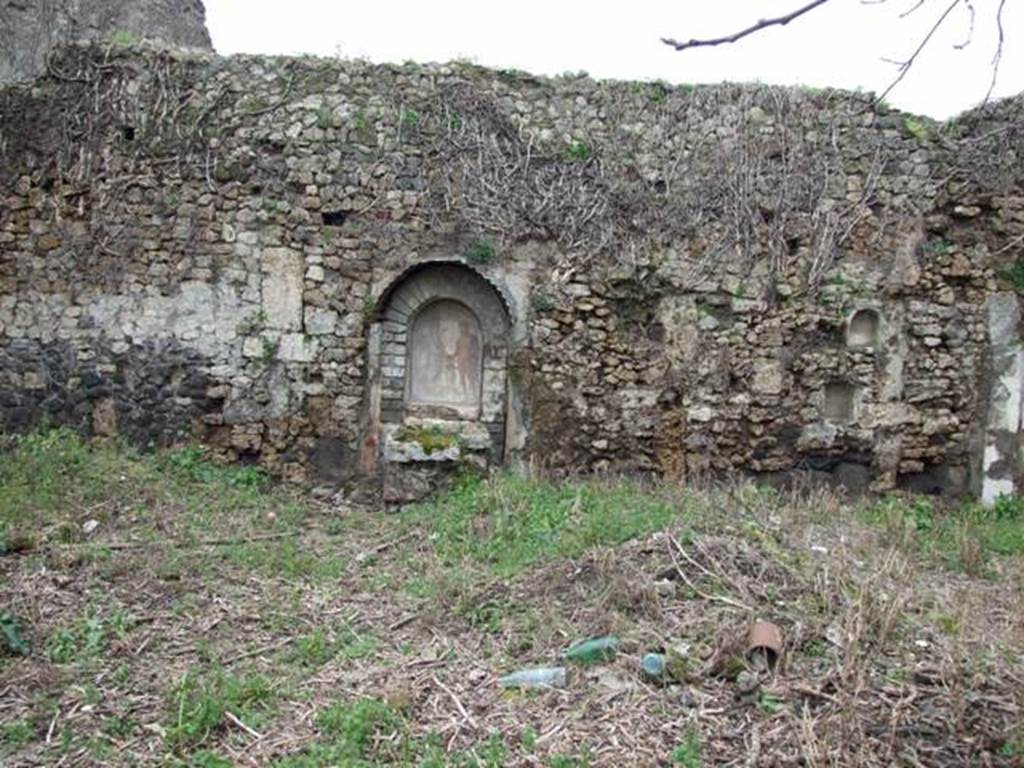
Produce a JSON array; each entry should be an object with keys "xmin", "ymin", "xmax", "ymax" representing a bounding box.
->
[{"xmin": 563, "ymin": 635, "xmax": 620, "ymax": 664}]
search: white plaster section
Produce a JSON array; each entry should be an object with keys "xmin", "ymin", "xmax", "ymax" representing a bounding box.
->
[
  {"xmin": 5, "ymin": 281, "xmax": 255, "ymax": 363},
  {"xmin": 981, "ymin": 293, "xmax": 1024, "ymax": 506},
  {"xmin": 997, "ymin": 352, "xmax": 1023, "ymax": 433},
  {"xmin": 88, "ymin": 280, "xmax": 252, "ymax": 359},
  {"xmin": 982, "ymin": 445, "xmax": 1016, "ymax": 506}
]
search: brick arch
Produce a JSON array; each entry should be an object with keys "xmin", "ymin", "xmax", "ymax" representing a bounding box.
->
[
  {"xmin": 374, "ymin": 261, "xmax": 512, "ymax": 344},
  {"xmin": 372, "ymin": 261, "xmax": 511, "ymax": 461}
]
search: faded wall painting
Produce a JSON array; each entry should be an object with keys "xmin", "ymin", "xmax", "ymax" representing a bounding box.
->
[{"xmin": 407, "ymin": 300, "xmax": 483, "ymax": 409}]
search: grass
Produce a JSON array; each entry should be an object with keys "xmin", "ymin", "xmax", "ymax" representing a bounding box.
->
[
  {"xmin": 167, "ymin": 669, "xmax": 278, "ymax": 748},
  {"xmin": 1, "ymin": 720, "xmax": 35, "ymax": 750},
  {"xmin": 861, "ymin": 493, "xmax": 1024, "ymax": 574},
  {"xmin": 1, "ymin": 429, "xmax": 1023, "ymax": 766},
  {"xmin": 0, "ymin": 427, "xmax": 301, "ymax": 553},
  {"xmin": 273, "ymin": 698, "xmax": 516, "ymax": 767},
  {"xmin": 400, "ymin": 472, "xmax": 696, "ymax": 577}
]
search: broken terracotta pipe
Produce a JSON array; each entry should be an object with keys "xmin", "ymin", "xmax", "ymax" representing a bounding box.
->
[{"xmin": 745, "ymin": 620, "xmax": 783, "ymax": 670}]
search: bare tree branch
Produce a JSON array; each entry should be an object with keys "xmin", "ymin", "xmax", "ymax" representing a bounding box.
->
[
  {"xmin": 664, "ymin": 0, "xmax": 1008, "ymax": 107},
  {"xmin": 876, "ymin": 0, "xmax": 961, "ymax": 104},
  {"xmin": 898, "ymin": 0, "xmax": 927, "ymax": 19},
  {"xmin": 953, "ymin": 0, "xmax": 975, "ymax": 49},
  {"xmin": 985, "ymin": 0, "xmax": 1007, "ymax": 103},
  {"xmin": 661, "ymin": 0, "xmax": 833, "ymax": 51}
]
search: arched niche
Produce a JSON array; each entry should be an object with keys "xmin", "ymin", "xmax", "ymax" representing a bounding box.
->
[
  {"xmin": 847, "ymin": 308, "xmax": 881, "ymax": 349},
  {"xmin": 369, "ymin": 261, "xmax": 512, "ymax": 462}
]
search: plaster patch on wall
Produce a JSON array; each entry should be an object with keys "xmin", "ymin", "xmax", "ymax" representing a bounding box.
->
[
  {"xmin": 88, "ymin": 281, "xmax": 250, "ymax": 358},
  {"xmin": 981, "ymin": 293, "xmax": 1024, "ymax": 506},
  {"xmin": 982, "ymin": 444, "xmax": 1016, "ymax": 506},
  {"xmin": 261, "ymin": 247, "xmax": 304, "ymax": 331}
]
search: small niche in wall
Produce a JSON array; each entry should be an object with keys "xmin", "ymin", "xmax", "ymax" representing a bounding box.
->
[
  {"xmin": 321, "ymin": 210, "xmax": 348, "ymax": 226},
  {"xmin": 846, "ymin": 308, "xmax": 880, "ymax": 349},
  {"xmin": 823, "ymin": 382, "xmax": 857, "ymax": 424}
]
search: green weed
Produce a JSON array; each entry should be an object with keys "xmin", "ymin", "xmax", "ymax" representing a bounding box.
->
[
  {"xmin": 565, "ymin": 139, "xmax": 592, "ymax": 162},
  {"xmin": 0, "ymin": 427, "xmax": 144, "ymax": 529},
  {"xmin": 260, "ymin": 336, "xmax": 280, "ymax": 363},
  {"xmin": 466, "ymin": 239, "xmax": 496, "ymax": 265},
  {"xmin": 401, "ymin": 473, "xmax": 693, "ymax": 577},
  {"xmin": 920, "ymin": 239, "xmax": 952, "ymax": 256},
  {"xmin": 521, "ymin": 726, "xmax": 538, "ymax": 750},
  {"xmin": 165, "ymin": 446, "xmax": 268, "ymax": 490},
  {"xmin": 273, "ymin": 698, "xmax": 404, "ymax": 766},
  {"xmin": 471, "ymin": 732, "xmax": 508, "ymax": 766},
  {"xmin": 903, "ymin": 116, "xmax": 932, "ymax": 141},
  {"xmin": 757, "ymin": 692, "xmax": 784, "ymax": 714},
  {"xmin": 103, "ymin": 714, "xmax": 137, "ymax": 739},
  {"xmin": 185, "ymin": 751, "xmax": 233, "ymax": 768},
  {"xmin": 336, "ymin": 624, "xmax": 379, "ymax": 660},
  {"xmin": 46, "ymin": 629, "xmax": 78, "ymax": 664},
  {"xmin": 167, "ymin": 669, "xmax": 277, "ymax": 748},
  {"xmin": 671, "ymin": 727, "xmax": 702, "ymax": 767},
  {"xmin": 109, "ymin": 30, "xmax": 138, "ymax": 46},
  {"xmin": 236, "ymin": 309, "xmax": 267, "ymax": 335},
  {"xmin": 399, "ymin": 108, "xmax": 421, "ymax": 128},
  {"xmin": 648, "ymin": 81, "xmax": 669, "ymax": 103},
  {"xmin": 998, "ymin": 259, "xmax": 1024, "ymax": 294},
  {"xmin": 219, "ymin": 538, "xmax": 345, "ymax": 581},
  {"xmin": 316, "ymin": 105, "xmax": 331, "ymax": 130},
  {"xmin": 1, "ymin": 720, "xmax": 35, "ymax": 749},
  {"xmin": 394, "ymin": 425, "xmax": 461, "ymax": 454},
  {"xmin": 999, "ymin": 738, "xmax": 1022, "ymax": 759},
  {"xmin": 862, "ymin": 495, "xmax": 1024, "ymax": 569},
  {"xmin": 292, "ymin": 629, "xmax": 334, "ymax": 666},
  {"xmin": 0, "ymin": 612, "xmax": 30, "ymax": 656},
  {"xmin": 45, "ymin": 612, "xmax": 116, "ymax": 664},
  {"xmin": 362, "ymin": 294, "xmax": 377, "ymax": 324},
  {"xmin": 547, "ymin": 753, "xmax": 591, "ymax": 768}
]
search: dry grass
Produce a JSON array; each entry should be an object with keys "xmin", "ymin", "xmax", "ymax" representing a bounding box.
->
[{"xmin": 1, "ymin": 434, "xmax": 1023, "ymax": 767}]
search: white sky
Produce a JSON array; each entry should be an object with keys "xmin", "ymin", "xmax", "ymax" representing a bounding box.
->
[{"xmin": 205, "ymin": 0, "xmax": 1022, "ymax": 119}]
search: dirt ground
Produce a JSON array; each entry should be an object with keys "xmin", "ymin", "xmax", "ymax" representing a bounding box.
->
[{"xmin": 2, "ymin": 453, "xmax": 1023, "ymax": 767}]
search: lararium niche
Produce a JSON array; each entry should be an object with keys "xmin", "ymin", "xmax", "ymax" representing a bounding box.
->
[{"xmin": 364, "ymin": 262, "xmax": 512, "ymax": 496}]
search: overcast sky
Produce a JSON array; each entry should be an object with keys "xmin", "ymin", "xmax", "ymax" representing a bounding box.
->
[{"xmin": 204, "ymin": 0, "xmax": 1022, "ymax": 119}]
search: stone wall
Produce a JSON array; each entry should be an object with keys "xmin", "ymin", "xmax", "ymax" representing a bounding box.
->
[
  {"xmin": 0, "ymin": 0, "xmax": 212, "ymax": 84},
  {"xmin": 1, "ymin": 43, "xmax": 1022, "ymax": 496}
]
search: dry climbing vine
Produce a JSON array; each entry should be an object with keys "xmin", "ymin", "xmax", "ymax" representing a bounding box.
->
[{"xmin": 418, "ymin": 77, "xmax": 901, "ymax": 293}]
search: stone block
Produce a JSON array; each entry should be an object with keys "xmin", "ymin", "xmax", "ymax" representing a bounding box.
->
[
  {"xmin": 279, "ymin": 333, "xmax": 319, "ymax": 363},
  {"xmin": 261, "ymin": 247, "xmax": 304, "ymax": 330},
  {"xmin": 304, "ymin": 307, "xmax": 337, "ymax": 335}
]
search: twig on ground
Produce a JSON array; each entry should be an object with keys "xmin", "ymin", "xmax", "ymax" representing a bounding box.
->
[
  {"xmin": 356, "ymin": 532, "xmax": 417, "ymax": 564},
  {"xmin": 433, "ymin": 675, "xmax": 478, "ymax": 730},
  {"xmin": 224, "ymin": 636, "xmax": 296, "ymax": 666},
  {"xmin": 666, "ymin": 534, "xmax": 753, "ymax": 612},
  {"xmin": 225, "ymin": 710, "xmax": 263, "ymax": 740}
]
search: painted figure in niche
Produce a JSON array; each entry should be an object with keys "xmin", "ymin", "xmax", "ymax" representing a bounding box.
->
[{"xmin": 409, "ymin": 300, "xmax": 482, "ymax": 408}]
